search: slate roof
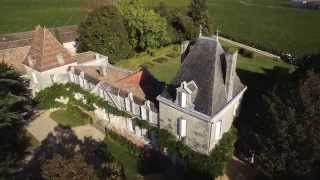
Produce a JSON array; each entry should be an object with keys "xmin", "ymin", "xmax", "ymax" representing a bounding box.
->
[
  {"xmin": 166, "ymin": 36, "xmax": 245, "ymax": 116},
  {"xmin": 22, "ymin": 26, "xmax": 74, "ymax": 72}
]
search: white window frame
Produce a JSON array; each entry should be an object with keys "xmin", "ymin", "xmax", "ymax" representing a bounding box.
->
[
  {"xmin": 215, "ymin": 120, "xmax": 222, "ymax": 140},
  {"xmin": 181, "ymin": 92, "xmax": 187, "ymax": 108},
  {"xmin": 178, "ymin": 118, "xmax": 187, "ymax": 137},
  {"xmin": 32, "ymin": 72, "xmax": 38, "ymax": 84},
  {"xmin": 140, "ymin": 106, "xmax": 147, "ymax": 120}
]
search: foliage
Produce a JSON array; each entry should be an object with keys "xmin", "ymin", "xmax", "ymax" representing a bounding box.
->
[
  {"xmin": 34, "ymin": 83, "xmax": 131, "ymax": 117},
  {"xmin": 96, "ymin": 143, "xmax": 126, "ymax": 180},
  {"xmin": 105, "ymin": 129, "xmax": 142, "ymax": 157},
  {"xmin": 238, "ymin": 48, "xmax": 254, "ymax": 59},
  {"xmin": 78, "ymin": 6, "xmax": 133, "ymax": 63},
  {"xmin": 41, "ymin": 153, "xmax": 99, "ymax": 180},
  {"xmin": 118, "ymin": 0, "xmax": 170, "ymax": 50},
  {"xmin": 155, "ymin": 2, "xmax": 198, "ymax": 42},
  {"xmin": 154, "ymin": 127, "xmax": 236, "ymax": 179},
  {"xmin": 187, "ymin": 0, "xmax": 211, "ymax": 35},
  {"xmin": 50, "ymin": 105, "xmax": 92, "ymax": 127},
  {"xmin": 132, "ymin": 118, "xmax": 150, "ymax": 129},
  {"xmin": 0, "ymin": 62, "xmax": 32, "ymax": 177},
  {"xmin": 240, "ymin": 61, "xmax": 320, "ymax": 180},
  {"xmin": 152, "ymin": 57, "xmax": 168, "ymax": 64}
]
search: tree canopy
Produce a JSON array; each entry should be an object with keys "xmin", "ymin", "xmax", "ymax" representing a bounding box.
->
[
  {"xmin": 41, "ymin": 153, "xmax": 99, "ymax": 180},
  {"xmin": 118, "ymin": 0, "xmax": 170, "ymax": 50},
  {"xmin": 0, "ymin": 62, "xmax": 32, "ymax": 178},
  {"xmin": 188, "ymin": 0, "xmax": 211, "ymax": 35},
  {"xmin": 78, "ymin": 6, "xmax": 133, "ymax": 63},
  {"xmin": 237, "ymin": 60, "xmax": 320, "ymax": 180}
]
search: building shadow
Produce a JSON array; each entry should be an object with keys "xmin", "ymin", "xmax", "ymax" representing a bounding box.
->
[{"xmin": 15, "ymin": 125, "xmax": 102, "ymax": 179}]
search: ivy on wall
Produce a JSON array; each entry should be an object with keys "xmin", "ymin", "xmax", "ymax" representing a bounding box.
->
[{"xmin": 34, "ymin": 83, "xmax": 131, "ymax": 117}]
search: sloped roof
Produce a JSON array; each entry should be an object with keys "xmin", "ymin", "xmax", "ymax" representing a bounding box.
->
[
  {"xmin": 169, "ymin": 37, "xmax": 245, "ymax": 116},
  {"xmin": 23, "ymin": 26, "xmax": 74, "ymax": 71},
  {"xmin": 113, "ymin": 69, "xmax": 164, "ymax": 101}
]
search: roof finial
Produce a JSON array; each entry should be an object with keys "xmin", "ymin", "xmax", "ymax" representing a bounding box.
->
[
  {"xmin": 216, "ymin": 28, "xmax": 219, "ymax": 42},
  {"xmin": 199, "ymin": 25, "xmax": 203, "ymax": 37}
]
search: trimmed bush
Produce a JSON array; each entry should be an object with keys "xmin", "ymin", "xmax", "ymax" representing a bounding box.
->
[
  {"xmin": 152, "ymin": 57, "xmax": 168, "ymax": 64},
  {"xmin": 239, "ymin": 48, "xmax": 255, "ymax": 58},
  {"xmin": 166, "ymin": 52, "xmax": 180, "ymax": 58},
  {"xmin": 139, "ymin": 62, "xmax": 154, "ymax": 69}
]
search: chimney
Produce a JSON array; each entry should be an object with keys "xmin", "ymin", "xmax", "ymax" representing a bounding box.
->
[
  {"xmin": 101, "ymin": 61, "xmax": 109, "ymax": 76},
  {"xmin": 226, "ymin": 51, "xmax": 238, "ymax": 101},
  {"xmin": 181, "ymin": 41, "xmax": 190, "ymax": 62}
]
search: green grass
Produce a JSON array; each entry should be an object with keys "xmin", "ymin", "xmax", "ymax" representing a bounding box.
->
[
  {"xmin": 116, "ymin": 44, "xmax": 295, "ymax": 84},
  {"xmin": 50, "ymin": 106, "xmax": 92, "ymax": 127},
  {"xmin": 0, "ymin": 0, "xmax": 89, "ymax": 33},
  {"xmin": 103, "ymin": 136, "xmax": 140, "ymax": 180},
  {"xmin": 142, "ymin": 0, "xmax": 320, "ymax": 56},
  {"xmin": 116, "ymin": 45, "xmax": 181, "ymax": 84}
]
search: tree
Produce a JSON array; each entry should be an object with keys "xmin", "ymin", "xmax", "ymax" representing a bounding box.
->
[
  {"xmin": 187, "ymin": 0, "xmax": 211, "ymax": 35},
  {"xmin": 155, "ymin": 2, "xmax": 198, "ymax": 42},
  {"xmin": 78, "ymin": 6, "xmax": 133, "ymax": 63},
  {"xmin": 0, "ymin": 62, "xmax": 32, "ymax": 178},
  {"xmin": 118, "ymin": 0, "xmax": 170, "ymax": 50},
  {"xmin": 246, "ymin": 64, "xmax": 320, "ymax": 180},
  {"xmin": 41, "ymin": 153, "xmax": 98, "ymax": 180}
]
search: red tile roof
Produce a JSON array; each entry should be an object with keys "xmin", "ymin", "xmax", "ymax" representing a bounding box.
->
[{"xmin": 23, "ymin": 26, "xmax": 74, "ymax": 72}]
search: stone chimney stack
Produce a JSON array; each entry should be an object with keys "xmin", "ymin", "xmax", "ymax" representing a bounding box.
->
[
  {"xmin": 226, "ymin": 51, "xmax": 238, "ymax": 101},
  {"xmin": 181, "ymin": 40, "xmax": 190, "ymax": 62},
  {"xmin": 102, "ymin": 61, "xmax": 108, "ymax": 76}
]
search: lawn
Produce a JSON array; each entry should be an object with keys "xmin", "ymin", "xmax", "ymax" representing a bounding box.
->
[
  {"xmin": 116, "ymin": 45, "xmax": 181, "ymax": 84},
  {"xmin": 103, "ymin": 136, "xmax": 140, "ymax": 180},
  {"xmin": 142, "ymin": 0, "xmax": 320, "ymax": 56},
  {"xmin": 50, "ymin": 106, "xmax": 92, "ymax": 127},
  {"xmin": 116, "ymin": 43, "xmax": 295, "ymax": 84},
  {"xmin": 0, "ymin": 0, "xmax": 89, "ymax": 33}
]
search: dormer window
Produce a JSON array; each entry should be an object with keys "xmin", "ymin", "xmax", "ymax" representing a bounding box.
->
[
  {"xmin": 180, "ymin": 92, "xmax": 187, "ymax": 107},
  {"xmin": 176, "ymin": 81, "xmax": 198, "ymax": 109},
  {"xmin": 56, "ymin": 53, "xmax": 64, "ymax": 65}
]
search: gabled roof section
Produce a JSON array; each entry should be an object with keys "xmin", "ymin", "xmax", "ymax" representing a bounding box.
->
[{"xmin": 23, "ymin": 26, "xmax": 73, "ymax": 71}]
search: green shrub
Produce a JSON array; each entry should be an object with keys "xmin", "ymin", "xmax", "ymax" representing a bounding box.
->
[
  {"xmin": 139, "ymin": 62, "xmax": 154, "ymax": 69},
  {"xmin": 166, "ymin": 52, "xmax": 180, "ymax": 58},
  {"xmin": 238, "ymin": 48, "xmax": 255, "ymax": 59},
  {"xmin": 152, "ymin": 57, "xmax": 168, "ymax": 64}
]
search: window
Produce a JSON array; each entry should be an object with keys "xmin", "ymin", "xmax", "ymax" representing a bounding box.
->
[
  {"xmin": 125, "ymin": 98, "xmax": 131, "ymax": 112},
  {"xmin": 141, "ymin": 106, "xmax": 147, "ymax": 120},
  {"xmin": 215, "ymin": 120, "xmax": 222, "ymax": 140},
  {"xmin": 177, "ymin": 118, "xmax": 187, "ymax": 137},
  {"xmin": 32, "ymin": 72, "xmax": 38, "ymax": 84},
  {"xmin": 180, "ymin": 92, "xmax": 187, "ymax": 107}
]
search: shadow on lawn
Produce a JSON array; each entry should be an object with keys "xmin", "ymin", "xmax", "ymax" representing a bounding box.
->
[{"xmin": 15, "ymin": 125, "xmax": 103, "ymax": 179}]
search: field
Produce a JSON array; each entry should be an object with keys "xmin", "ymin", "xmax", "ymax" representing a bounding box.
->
[
  {"xmin": 0, "ymin": 0, "xmax": 89, "ymax": 33},
  {"xmin": 1, "ymin": 0, "xmax": 319, "ymax": 56},
  {"xmin": 142, "ymin": 0, "xmax": 320, "ymax": 56}
]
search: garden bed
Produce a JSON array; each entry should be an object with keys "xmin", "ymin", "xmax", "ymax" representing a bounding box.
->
[{"xmin": 50, "ymin": 105, "xmax": 92, "ymax": 127}]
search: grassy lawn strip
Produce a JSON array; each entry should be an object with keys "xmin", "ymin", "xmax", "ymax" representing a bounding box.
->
[
  {"xmin": 103, "ymin": 136, "xmax": 140, "ymax": 180},
  {"xmin": 116, "ymin": 44, "xmax": 295, "ymax": 84},
  {"xmin": 116, "ymin": 45, "xmax": 181, "ymax": 84},
  {"xmin": 50, "ymin": 105, "xmax": 92, "ymax": 127}
]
